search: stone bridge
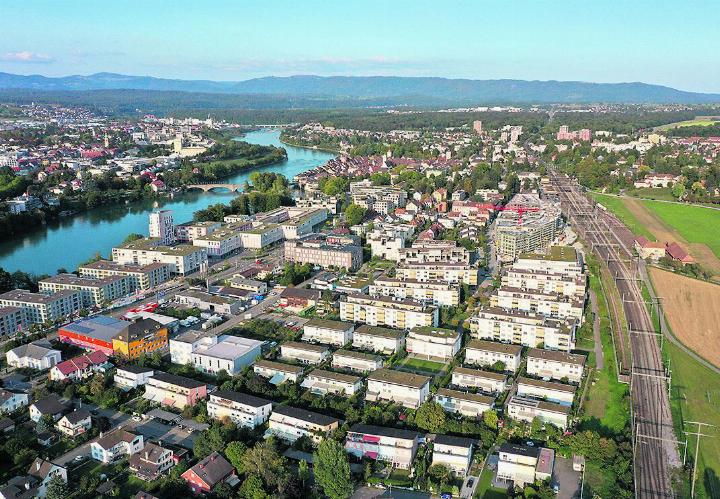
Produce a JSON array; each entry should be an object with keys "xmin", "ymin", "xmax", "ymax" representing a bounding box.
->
[{"xmin": 186, "ymin": 183, "xmax": 244, "ymax": 193}]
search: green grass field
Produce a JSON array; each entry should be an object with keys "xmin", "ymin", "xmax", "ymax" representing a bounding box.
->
[
  {"xmin": 642, "ymin": 200, "xmax": 720, "ymax": 258},
  {"xmin": 401, "ymin": 357, "xmax": 445, "ymax": 373},
  {"xmin": 628, "ymin": 187, "xmax": 677, "ymax": 202},
  {"xmin": 474, "ymin": 466, "xmax": 508, "ymax": 499},
  {"xmin": 591, "ymin": 193, "xmax": 656, "ymax": 240},
  {"xmin": 655, "ymin": 118, "xmax": 719, "ymax": 131}
]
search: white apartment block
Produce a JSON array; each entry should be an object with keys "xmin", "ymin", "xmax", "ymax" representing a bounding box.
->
[
  {"xmin": 405, "ymin": 326, "xmax": 461, "ymax": 361},
  {"xmin": 470, "ymin": 307, "xmax": 576, "ymax": 352},
  {"xmin": 280, "ymin": 341, "xmax": 331, "ymax": 365},
  {"xmin": 516, "ymin": 377, "xmax": 576, "ymax": 406},
  {"xmin": 301, "ymin": 369, "xmax": 363, "ymax": 396},
  {"xmin": 396, "ymin": 263, "xmax": 479, "ymax": 286},
  {"xmin": 0, "ymin": 306, "xmax": 24, "ymax": 336},
  {"xmin": 366, "ymin": 369, "xmax": 431, "ymax": 409},
  {"xmin": 367, "ymin": 224, "xmax": 415, "ymax": 261},
  {"xmin": 432, "ymin": 435, "xmax": 476, "ymax": 477},
  {"xmin": 514, "ymin": 246, "xmax": 583, "ymax": 276},
  {"xmin": 435, "ymin": 388, "xmax": 494, "ymax": 417},
  {"xmin": 78, "ymin": 260, "xmax": 171, "ymax": 291},
  {"xmin": 175, "ymin": 221, "xmax": 221, "ymax": 242},
  {"xmin": 397, "ymin": 241, "xmax": 470, "ymax": 265},
  {"xmin": 192, "ymin": 225, "xmax": 244, "ymax": 257},
  {"xmin": 91, "ymin": 429, "xmax": 144, "ymax": 464},
  {"xmin": 234, "ymin": 223, "xmax": 284, "ymax": 249},
  {"xmin": 352, "ymin": 325, "xmax": 406, "ymax": 354},
  {"xmin": 39, "ymin": 274, "xmax": 131, "ymax": 308},
  {"xmin": 149, "ymin": 210, "xmax": 175, "ymax": 245},
  {"xmin": 191, "ymin": 336, "xmax": 264, "ymax": 375},
  {"xmin": 346, "ymin": 424, "xmax": 421, "ymax": 470},
  {"xmin": 526, "ymin": 348, "xmax": 586, "ymax": 383},
  {"xmin": 114, "ymin": 365, "xmax": 154, "ymax": 391},
  {"xmin": 207, "ymin": 390, "xmax": 273, "ymax": 429},
  {"xmin": 253, "ymin": 359, "xmax": 304, "ymax": 384},
  {"xmin": 451, "ymin": 366, "xmax": 507, "ymax": 394},
  {"xmin": 331, "ymin": 349, "xmax": 384, "ymax": 372},
  {"xmin": 340, "ymin": 294, "xmax": 439, "ymax": 330},
  {"xmin": 267, "ymin": 405, "xmax": 340, "ymax": 443},
  {"xmin": 112, "ymin": 238, "xmax": 208, "ymax": 275},
  {"xmin": 170, "ymin": 330, "xmax": 219, "ymax": 366},
  {"xmin": 0, "ymin": 289, "xmax": 82, "ymax": 324},
  {"xmin": 506, "ymin": 395, "xmax": 570, "ymax": 429},
  {"xmin": 369, "ymin": 277, "xmax": 460, "ymax": 307},
  {"xmin": 301, "ymin": 318, "xmax": 354, "ymax": 346},
  {"xmin": 465, "ymin": 339, "xmax": 522, "ymax": 372},
  {"xmin": 502, "ymin": 267, "xmax": 586, "ymax": 299},
  {"xmin": 492, "ymin": 286, "xmax": 584, "ymax": 321}
]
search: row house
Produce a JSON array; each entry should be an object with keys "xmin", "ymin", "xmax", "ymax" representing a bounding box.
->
[
  {"xmin": 345, "ymin": 424, "xmax": 421, "ymax": 470},
  {"xmin": 340, "ymin": 294, "xmax": 439, "ymax": 330},
  {"xmin": 464, "ymin": 339, "xmax": 522, "ymax": 372},
  {"xmin": 435, "ymin": 388, "xmax": 494, "ymax": 418},
  {"xmin": 143, "ymin": 372, "xmax": 208, "ymax": 409},
  {"xmin": 253, "ymin": 359, "xmax": 304, "ymax": 384},
  {"xmin": 506, "ymin": 395, "xmax": 570, "ymax": 430},
  {"xmin": 352, "ymin": 325, "xmax": 405, "ymax": 354},
  {"xmin": 331, "ymin": 349, "xmax": 384, "ymax": 373},
  {"xmin": 366, "ymin": 369, "xmax": 431, "ymax": 409},
  {"xmin": 526, "ymin": 348, "xmax": 586, "ymax": 383},
  {"xmin": 516, "ymin": 377, "xmax": 576, "ymax": 406},
  {"xmin": 432, "ymin": 435, "xmax": 476, "ymax": 477},
  {"xmin": 369, "ymin": 277, "xmax": 460, "ymax": 307},
  {"xmin": 206, "ymin": 390, "xmax": 273, "ymax": 429},
  {"xmin": 497, "ymin": 443, "xmax": 555, "ymax": 487},
  {"xmin": 280, "ymin": 341, "xmax": 331, "ymax": 365},
  {"xmin": 301, "ymin": 369, "xmax": 363, "ymax": 396},
  {"xmin": 450, "ymin": 366, "xmax": 507, "ymax": 394},
  {"xmin": 266, "ymin": 405, "xmax": 341, "ymax": 443},
  {"xmin": 406, "ymin": 326, "xmax": 462, "ymax": 361},
  {"xmin": 301, "ymin": 318, "xmax": 355, "ymax": 346}
]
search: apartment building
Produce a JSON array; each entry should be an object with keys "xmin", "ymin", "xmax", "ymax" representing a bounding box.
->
[
  {"xmin": 350, "ymin": 180, "xmax": 407, "ymax": 214},
  {"xmin": 492, "ymin": 286, "xmax": 584, "ymax": 321},
  {"xmin": 302, "ymin": 318, "xmax": 354, "ymax": 346},
  {"xmin": 267, "ymin": 405, "xmax": 340, "ymax": 443},
  {"xmin": 366, "ymin": 369, "xmax": 431, "ymax": 409},
  {"xmin": 234, "ymin": 222, "xmax": 284, "ymax": 249},
  {"xmin": 174, "ymin": 220, "xmax": 221, "ymax": 242},
  {"xmin": 497, "ymin": 443, "xmax": 555, "ymax": 486},
  {"xmin": 301, "ymin": 369, "xmax": 363, "ymax": 396},
  {"xmin": 39, "ymin": 274, "xmax": 131, "ymax": 308},
  {"xmin": 112, "ymin": 318, "xmax": 168, "ymax": 360},
  {"xmin": 149, "ymin": 210, "xmax": 175, "ymax": 245},
  {"xmin": 494, "ymin": 193, "xmax": 562, "ymax": 261},
  {"xmin": 78, "ymin": 260, "xmax": 171, "ymax": 291},
  {"xmin": 516, "ymin": 377, "xmax": 576, "ymax": 406},
  {"xmin": 114, "ymin": 365, "xmax": 155, "ymax": 391},
  {"xmin": 253, "ymin": 359, "xmax": 304, "ymax": 384},
  {"xmin": 192, "ymin": 224, "xmax": 244, "ymax": 257},
  {"xmin": 506, "ymin": 395, "xmax": 570, "ymax": 429},
  {"xmin": 369, "ymin": 277, "xmax": 460, "ymax": 307},
  {"xmin": 514, "ymin": 245, "xmax": 583, "ymax": 276},
  {"xmin": 192, "ymin": 336, "xmax": 264, "ymax": 375},
  {"xmin": 332, "ymin": 349, "xmax": 384, "ymax": 373},
  {"xmin": 340, "ymin": 294, "xmax": 439, "ymax": 329},
  {"xmin": 367, "ymin": 224, "xmax": 415, "ymax": 261},
  {"xmin": 0, "ymin": 289, "xmax": 82, "ymax": 324},
  {"xmin": 502, "ymin": 267, "xmax": 586, "ymax": 299},
  {"xmin": 435, "ymin": 388, "xmax": 494, "ymax": 417},
  {"xmin": 345, "ymin": 424, "xmax": 421, "ymax": 469},
  {"xmin": 465, "ymin": 339, "xmax": 522, "ymax": 372},
  {"xmin": 90, "ymin": 429, "xmax": 144, "ymax": 464},
  {"xmin": 397, "ymin": 240, "xmax": 470, "ymax": 265},
  {"xmin": 470, "ymin": 307, "xmax": 576, "ymax": 352},
  {"xmin": 526, "ymin": 348, "xmax": 586, "ymax": 383},
  {"xmin": 0, "ymin": 306, "xmax": 24, "ymax": 336},
  {"xmin": 295, "ymin": 193, "xmax": 341, "ymax": 215},
  {"xmin": 450, "ymin": 366, "xmax": 507, "ymax": 394},
  {"xmin": 396, "ymin": 263, "xmax": 479, "ymax": 286},
  {"xmin": 112, "ymin": 238, "xmax": 208, "ymax": 275},
  {"xmin": 284, "ymin": 233, "xmax": 363, "ymax": 271},
  {"xmin": 206, "ymin": 390, "xmax": 273, "ymax": 429},
  {"xmin": 280, "ymin": 341, "xmax": 331, "ymax": 365},
  {"xmin": 143, "ymin": 372, "xmax": 208, "ymax": 409},
  {"xmin": 405, "ymin": 326, "xmax": 461, "ymax": 361},
  {"xmin": 6, "ymin": 341, "xmax": 62, "ymax": 370},
  {"xmin": 432, "ymin": 435, "xmax": 476, "ymax": 477},
  {"xmin": 352, "ymin": 325, "xmax": 406, "ymax": 354}
]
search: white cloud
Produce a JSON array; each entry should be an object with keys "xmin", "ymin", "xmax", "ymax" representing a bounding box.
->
[{"xmin": 2, "ymin": 51, "xmax": 54, "ymax": 63}]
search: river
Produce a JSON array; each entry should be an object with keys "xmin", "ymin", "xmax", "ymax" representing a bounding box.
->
[{"xmin": 0, "ymin": 129, "xmax": 335, "ymax": 276}]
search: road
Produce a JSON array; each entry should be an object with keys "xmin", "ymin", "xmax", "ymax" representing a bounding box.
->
[{"xmin": 549, "ymin": 171, "xmax": 679, "ymax": 498}]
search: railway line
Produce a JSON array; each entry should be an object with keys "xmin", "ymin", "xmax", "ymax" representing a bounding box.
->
[{"xmin": 548, "ymin": 172, "xmax": 680, "ymax": 499}]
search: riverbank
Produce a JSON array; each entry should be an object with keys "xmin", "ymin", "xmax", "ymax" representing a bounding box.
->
[{"xmin": 278, "ymin": 133, "xmax": 343, "ymax": 154}]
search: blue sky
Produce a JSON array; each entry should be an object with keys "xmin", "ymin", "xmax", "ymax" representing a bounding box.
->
[{"xmin": 1, "ymin": 0, "xmax": 719, "ymax": 92}]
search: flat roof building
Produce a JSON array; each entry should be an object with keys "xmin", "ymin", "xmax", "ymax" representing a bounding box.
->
[
  {"xmin": 366, "ymin": 368, "xmax": 431, "ymax": 409},
  {"xmin": 465, "ymin": 339, "xmax": 522, "ymax": 372},
  {"xmin": 340, "ymin": 294, "xmax": 439, "ymax": 330}
]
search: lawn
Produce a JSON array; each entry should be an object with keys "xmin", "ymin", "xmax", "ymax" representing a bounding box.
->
[
  {"xmin": 655, "ymin": 118, "xmax": 719, "ymax": 131},
  {"xmin": 401, "ymin": 357, "xmax": 445, "ymax": 373},
  {"xmin": 627, "ymin": 187, "xmax": 677, "ymax": 202},
  {"xmin": 590, "ymin": 193, "xmax": 655, "ymax": 240},
  {"xmin": 474, "ymin": 466, "xmax": 508, "ymax": 499},
  {"xmin": 642, "ymin": 200, "xmax": 720, "ymax": 258}
]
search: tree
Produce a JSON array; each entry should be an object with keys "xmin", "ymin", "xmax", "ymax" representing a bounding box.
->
[
  {"xmin": 238, "ymin": 474, "xmax": 270, "ymax": 499},
  {"xmin": 344, "ymin": 203, "xmax": 367, "ymax": 226},
  {"xmin": 241, "ymin": 438, "xmax": 287, "ymax": 489},
  {"xmin": 428, "ymin": 463, "xmax": 451, "ymax": 492},
  {"xmin": 225, "ymin": 440, "xmax": 248, "ymax": 472},
  {"xmin": 298, "ymin": 459, "xmax": 310, "ymax": 489},
  {"xmin": 45, "ymin": 475, "xmax": 69, "ymax": 499},
  {"xmin": 415, "ymin": 401, "xmax": 446, "ymax": 433},
  {"xmin": 313, "ymin": 439, "xmax": 353, "ymax": 499},
  {"xmin": 193, "ymin": 424, "xmax": 225, "ymax": 459},
  {"xmin": 482, "ymin": 409, "xmax": 499, "ymax": 430}
]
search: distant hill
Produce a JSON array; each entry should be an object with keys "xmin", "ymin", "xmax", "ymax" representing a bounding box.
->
[{"xmin": 0, "ymin": 72, "xmax": 718, "ymax": 104}]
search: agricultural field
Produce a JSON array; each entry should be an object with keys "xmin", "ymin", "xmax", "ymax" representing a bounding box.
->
[
  {"xmin": 649, "ymin": 267, "xmax": 720, "ymax": 368},
  {"xmin": 627, "ymin": 187, "xmax": 676, "ymax": 202},
  {"xmin": 655, "ymin": 117, "xmax": 720, "ymax": 131},
  {"xmin": 643, "ymin": 200, "xmax": 720, "ymax": 259}
]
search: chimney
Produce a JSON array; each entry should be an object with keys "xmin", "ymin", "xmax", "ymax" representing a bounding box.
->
[{"xmin": 36, "ymin": 461, "xmax": 41, "ymax": 471}]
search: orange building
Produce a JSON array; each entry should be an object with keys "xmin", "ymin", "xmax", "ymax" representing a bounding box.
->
[{"xmin": 112, "ymin": 318, "xmax": 168, "ymax": 359}]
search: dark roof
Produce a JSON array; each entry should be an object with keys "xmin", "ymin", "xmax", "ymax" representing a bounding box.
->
[
  {"xmin": 117, "ymin": 364, "xmax": 155, "ymax": 374},
  {"xmin": 348, "ymin": 423, "xmax": 420, "ymax": 441},
  {"xmin": 134, "ymin": 492, "xmax": 160, "ymax": 499},
  {"xmin": 185, "ymin": 451, "xmax": 234, "ymax": 487},
  {"xmin": 31, "ymin": 395, "xmax": 70, "ymax": 416},
  {"xmin": 27, "ymin": 458, "xmax": 64, "ymax": 480},
  {"xmin": 151, "ymin": 372, "xmax": 206, "ymax": 389},
  {"xmin": 114, "ymin": 318, "xmax": 165, "ymax": 342},
  {"xmin": 499, "ymin": 442, "xmax": 540, "ymax": 458},
  {"xmin": 280, "ymin": 287, "xmax": 321, "ymax": 300},
  {"xmin": 272, "ymin": 405, "xmax": 340, "ymax": 427},
  {"xmin": 434, "ymin": 434, "xmax": 477, "ymax": 448},
  {"xmin": 94, "ymin": 429, "xmax": 139, "ymax": 450},
  {"xmin": 211, "ymin": 391, "xmax": 273, "ymax": 408},
  {"xmin": 62, "ymin": 409, "xmax": 91, "ymax": 425}
]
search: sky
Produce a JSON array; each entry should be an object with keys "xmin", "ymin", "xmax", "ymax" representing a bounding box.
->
[{"xmin": 1, "ymin": 0, "xmax": 719, "ymax": 93}]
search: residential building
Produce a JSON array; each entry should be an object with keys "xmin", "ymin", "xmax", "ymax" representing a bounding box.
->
[
  {"xmin": 491, "ymin": 286, "xmax": 584, "ymax": 322},
  {"xmin": 464, "ymin": 339, "xmax": 522, "ymax": 372},
  {"xmin": 38, "ymin": 274, "xmax": 131, "ymax": 308},
  {"xmin": 526, "ymin": 348, "xmax": 586, "ymax": 383},
  {"xmin": 228, "ymin": 276, "xmax": 268, "ymax": 295},
  {"xmin": 507, "ymin": 395, "xmax": 570, "ymax": 429},
  {"xmin": 56, "ymin": 409, "xmax": 92, "ymax": 437},
  {"xmin": 435, "ymin": 388, "xmax": 494, "ymax": 417},
  {"xmin": 366, "ymin": 369, "xmax": 431, "ymax": 409},
  {"xmin": 397, "ymin": 240, "xmax": 470, "ymax": 265},
  {"xmin": 497, "ymin": 443, "xmax": 555, "ymax": 486},
  {"xmin": 301, "ymin": 369, "xmax": 363, "ymax": 396},
  {"xmin": 302, "ymin": 318, "xmax": 354, "ymax": 346},
  {"xmin": 352, "ymin": 324, "xmax": 405, "ymax": 354},
  {"xmin": 350, "ymin": 180, "xmax": 407, "ymax": 214},
  {"xmin": 175, "ymin": 289, "xmax": 241, "ymax": 315},
  {"xmin": 129, "ymin": 442, "xmax": 174, "ymax": 481},
  {"xmin": 450, "ymin": 366, "xmax": 507, "ymax": 394},
  {"xmin": 29, "ymin": 395, "xmax": 70, "ymax": 423},
  {"xmin": 112, "ymin": 318, "xmax": 169, "ymax": 360},
  {"xmin": 181, "ymin": 452, "xmax": 235, "ymax": 495},
  {"xmin": 170, "ymin": 330, "xmax": 219, "ymax": 365},
  {"xmin": 114, "ymin": 365, "xmax": 155, "ymax": 391},
  {"xmin": 278, "ymin": 287, "xmax": 321, "ymax": 310},
  {"xmin": 634, "ymin": 236, "xmax": 667, "ymax": 261},
  {"xmin": 367, "ymin": 224, "xmax": 415, "ymax": 261},
  {"xmin": 432, "ymin": 435, "xmax": 476, "ymax": 477},
  {"xmin": 0, "ymin": 458, "xmax": 67, "ymax": 499},
  {"xmin": 332, "ymin": 349, "xmax": 384, "ymax": 373},
  {"xmin": 191, "ymin": 224, "xmax": 244, "ymax": 258},
  {"xmin": 284, "ymin": 233, "xmax": 363, "ymax": 271},
  {"xmin": 396, "ymin": 263, "xmax": 479, "ymax": 286},
  {"xmin": 0, "ymin": 289, "xmax": 82, "ymax": 324},
  {"xmin": 91, "ymin": 429, "xmax": 145, "ymax": 463},
  {"xmin": 144, "ymin": 372, "xmax": 208, "ymax": 409},
  {"xmin": 149, "ymin": 210, "xmax": 175, "ymax": 245},
  {"xmin": 516, "ymin": 377, "xmax": 577, "ymax": 406},
  {"xmin": 502, "ymin": 266, "xmax": 586, "ymax": 299},
  {"xmin": 0, "ymin": 389, "xmax": 29, "ymax": 414},
  {"xmin": 280, "ymin": 341, "xmax": 331, "ymax": 365},
  {"xmin": 345, "ymin": 424, "xmax": 421, "ymax": 469},
  {"xmin": 494, "ymin": 193, "xmax": 562, "ymax": 261},
  {"xmin": 0, "ymin": 307, "xmax": 24, "ymax": 337},
  {"xmin": 206, "ymin": 391, "xmax": 273, "ymax": 429},
  {"xmin": 112, "ymin": 238, "xmax": 207, "ymax": 275},
  {"xmin": 266, "ymin": 405, "xmax": 340, "ymax": 443},
  {"xmin": 78, "ymin": 260, "xmax": 172, "ymax": 291},
  {"xmin": 191, "ymin": 335, "xmax": 264, "ymax": 375},
  {"xmin": 253, "ymin": 359, "xmax": 304, "ymax": 384},
  {"xmin": 405, "ymin": 326, "xmax": 461, "ymax": 361},
  {"xmin": 6, "ymin": 341, "xmax": 61, "ymax": 370},
  {"xmin": 340, "ymin": 294, "xmax": 439, "ymax": 329},
  {"xmin": 369, "ymin": 277, "xmax": 460, "ymax": 307},
  {"xmin": 175, "ymin": 220, "xmax": 222, "ymax": 242},
  {"xmin": 48, "ymin": 351, "xmax": 110, "ymax": 382},
  {"xmin": 514, "ymin": 246, "xmax": 583, "ymax": 276},
  {"xmin": 58, "ymin": 315, "xmax": 130, "ymax": 356}
]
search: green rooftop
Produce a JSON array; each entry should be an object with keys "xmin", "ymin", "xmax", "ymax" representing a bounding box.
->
[{"xmin": 518, "ymin": 245, "xmax": 577, "ymax": 262}]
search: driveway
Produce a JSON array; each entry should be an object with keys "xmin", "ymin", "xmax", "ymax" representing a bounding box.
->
[
  {"xmin": 553, "ymin": 456, "xmax": 582, "ymax": 499},
  {"xmin": 352, "ymin": 487, "xmax": 431, "ymax": 499}
]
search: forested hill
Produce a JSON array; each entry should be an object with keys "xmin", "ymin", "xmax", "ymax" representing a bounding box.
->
[{"xmin": 1, "ymin": 72, "xmax": 719, "ymax": 104}]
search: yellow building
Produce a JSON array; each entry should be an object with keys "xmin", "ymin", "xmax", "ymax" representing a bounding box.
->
[{"xmin": 112, "ymin": 318, "xmax": 168, "ymax": 359}]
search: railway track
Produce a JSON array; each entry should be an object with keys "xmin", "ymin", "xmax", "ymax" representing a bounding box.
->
[{"xmin": 548, "ymin": 172, "xmax": 680, "ymax": 499}]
